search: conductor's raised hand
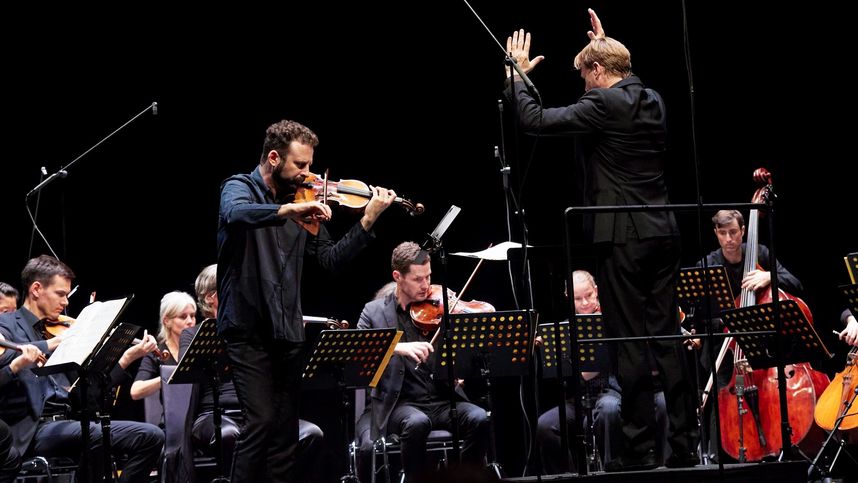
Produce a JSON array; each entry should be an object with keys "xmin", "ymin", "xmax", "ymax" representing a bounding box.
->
[
  {"xmin": 394, "ymin": 341, "xmax": 434, "ymax": 364},
  {"xmin": 587, "ymin": 8, "xmax": 606, "ymax": 40},
  {"xmin": 505, "ymin": 29, "xmax": 544, "ymax": 78}
]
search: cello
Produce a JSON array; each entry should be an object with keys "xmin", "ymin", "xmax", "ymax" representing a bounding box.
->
[
  {"xmin": 714, "ymin": 168, "xmax": 829, "ymax": 462},
  {"xmin": 814, "ymin": 344, "xmax": 858, "ymax": 431}
]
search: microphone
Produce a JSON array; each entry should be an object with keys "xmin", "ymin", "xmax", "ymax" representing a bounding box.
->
[
  {"xmin": 506, "ymin": 57, "xmax": 540, "ymax": 99},
  {"xmin": 151, "ymin": 102, "xmax": 158, "ymax": 116},
  {"xmin": 27, "ymin": 170, "xmax": 68, "ymax": 198}
]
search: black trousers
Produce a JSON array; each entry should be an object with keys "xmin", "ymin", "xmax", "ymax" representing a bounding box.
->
[
  {"xmin": 226, "ymin": 338, "xmax": 304, "ymax": 483},
  {"xmin": 387, "ymin": 401, "xmax": 489, "ymax": 480},
  {"xmin": 0, "ymin": 421, "xmax": 19, "ymax": 483},
  {"xmin": 598, "ymin": 236, "xmax": 699, "ymax": 458},
  {"xmin": 191, "ymin": 412, "xmax": 324, "ymax": 480},
  {"xmin": 31, "ymin": 419, "xmax": 163, "ymax": 483}
]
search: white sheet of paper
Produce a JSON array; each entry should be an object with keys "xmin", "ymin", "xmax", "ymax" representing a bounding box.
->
[
  {"xmin": 45, "ymin": 297, "xmax": 129, "ymax": 367},
  {"xmin": 450, "ymin": 241, "xmax": 532, "ymax": 261}
]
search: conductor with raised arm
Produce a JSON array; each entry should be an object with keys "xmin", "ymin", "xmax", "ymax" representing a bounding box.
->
[{"xmin": 505, "ymin": 9, "xmax": 699, "ymax": 471}]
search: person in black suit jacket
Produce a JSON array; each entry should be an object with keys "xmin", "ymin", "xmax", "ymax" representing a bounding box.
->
[
  {"xmin": 0, "ymin": 255, "xmax": 163, "ymax": 483},
  {"xmin": 357, "ymin": 242, "xmax": 489, "ymax": 482},
  {"xmin": 505, "ymin": 9, "xmax": 699, "ymax": 471},
  {"xmin": 1, "ymin": 332, "xmax": 43, "ymax": 483}
]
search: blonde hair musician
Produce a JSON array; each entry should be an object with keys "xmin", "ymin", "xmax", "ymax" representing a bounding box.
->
[{"xmin": 130, "ymin": 291, "xmax": 196, "ymax": 400}]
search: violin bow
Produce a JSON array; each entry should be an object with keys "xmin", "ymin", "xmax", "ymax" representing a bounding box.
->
[
  {"xmin": 322, "ymin": 168, "xmax": 329, "ymax": 206},
  {"xmin": 428, "ymin": 243, "xmax": 492, "ymax": 346}
]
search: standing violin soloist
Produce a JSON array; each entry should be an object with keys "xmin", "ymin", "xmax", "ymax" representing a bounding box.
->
[
  {"xmin": 216, "ymin": 119, "xmax": 396, "ymax": 482},
  {"xmin": 504, "ymin": 9, "xmax": 699, "ymax": 470}
]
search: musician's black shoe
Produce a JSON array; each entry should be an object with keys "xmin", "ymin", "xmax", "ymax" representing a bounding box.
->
[
  {"xmin": 664, "ymin": 451, "xmax": 700, "ymax": 468},
  {"xmin": 604, "ymin": 449, "xmax": 658, "ymax": 472}
]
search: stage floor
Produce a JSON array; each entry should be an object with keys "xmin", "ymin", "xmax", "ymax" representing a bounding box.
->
[{"xmin": 502, "ymin": 461, "xmax": 813, "ymax": 483}]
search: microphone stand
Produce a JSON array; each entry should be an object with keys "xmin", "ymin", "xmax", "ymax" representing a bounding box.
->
[
  {"xmin": 28, "ymin": 167, "xmax": 47, "ymax": 259},
  {"xmin": 422, "ymin": 234, "xmax": 462, "ymax": 463},
  {"xmin": 25, "ymin": 102, "xmax": 158, "ymax": 259},
  {"xmin": 463, "ymin": 0, "xmax": 551, "ymax": 476}
]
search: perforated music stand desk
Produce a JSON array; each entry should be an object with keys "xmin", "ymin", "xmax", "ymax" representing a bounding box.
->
[
  {"xmin": 720, "ymin": 300, "xmax": 832, "ymax": 368},
  {"xmin": 839, "ymin": 283, "xmax": 858, "ymax": 316},
  {"xmin": 169, "ymin": 318, "xmax": 229, "ymax": 385},
  {"xmin": 302, "ymin": 328, "xmax": 400, "ymax": 390},
  {"xmin": 676, "ymin": 265, "xmax": 735, "ymax": 315},
  {"xmin": 538, "ymin": 315, "xmax": 609, "ymax": 378},
  {"xmin": 434, "ymin": 310, "xmax": 534, "ymax": 380}
]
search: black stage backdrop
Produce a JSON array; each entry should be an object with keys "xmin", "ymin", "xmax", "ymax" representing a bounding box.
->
[{"xmin": 2, "ymin": 1, "xmax": 855, "ymax": 478}]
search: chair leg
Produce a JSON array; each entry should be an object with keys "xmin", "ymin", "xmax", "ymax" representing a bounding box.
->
[{"xmin": 381, "ymin": 436, "xmax": 392, "ymax": 483}]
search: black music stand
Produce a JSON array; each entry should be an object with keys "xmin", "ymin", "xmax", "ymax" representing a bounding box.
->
[
  {"xmin": 537, "ymin": 316, "xmax": 609, "ymax": 472},
  {"xmin": 538, "ymin": 315, "xmax": 608, "ymax": 378},
  {"xmin": 676, "ymin": 266, "xmax": 735, "ymax": 318},
  {"xmin": 34, "ymin": 297, "xmax": 135, "ymax": 483},
  {"xmin": 301, "ymin": 328, "xmax": 400, "ymax": 483},
  {"xmin": 434, "ymin": 310, "xmax": 534, "ymax": 478},
  {"xmin": 169, "ymin": 318, "xmax": 230, "ymax": 483},
  {"xmin": 720, "ymin": 300, "xmax": 832, "ymax": 368},
  {"xmin": 840, "ymin": 283, "xmax": 858, "ymax": 315},
  {"xmin": 88, "ymin": 322, "xmax": 140, "ymax": 483}
]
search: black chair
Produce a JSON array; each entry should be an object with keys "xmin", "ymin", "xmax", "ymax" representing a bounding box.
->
[
  {"xmin": 370, "ymin": 430, "xmax": 461, "ymax": 483},
  {"xmin": 16, "ymin": 456, "xmax": 77, "ymax": 483}
]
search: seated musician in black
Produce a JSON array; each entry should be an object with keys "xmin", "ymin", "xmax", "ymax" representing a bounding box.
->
[
  {"xmin": 1, "ymin": 335, "xmax": 44, "ymax": 483},
  {"xmin": 696, "ymin": 210, "xmax": 803, "ymax": 460},
  {"xmin": 0, "ymin": 255, "xmax": 163, "ymax": 483},
  {"xmin": 535, "ymin": 270, "xmax": 669, "ymax": 472},
  {"xmin": 176, "ymin": 264, "xmax": 323, "ymax": 481},
  {"xmin": 356, "ymin": 241, "xmax": 489, "ymax": 482}
]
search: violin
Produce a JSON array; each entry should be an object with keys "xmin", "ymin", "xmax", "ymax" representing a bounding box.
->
[
  {"xmin": 294, "ymin": 171, "xmax": 425, "ymax": 235},
  {"xmin": 41, "ymin": 314, "xmax": 76, "ymax": 339},
  {"xmin": 303, "ymin": 315, "xmax": 350, "ymax": 330},
  {"xmin": 409, "ymin": 284, "xmax": 496, "ymax": 334},
  {"xmin": 42, "ymin": 314, "xmax": 169, "ymax": 361}
]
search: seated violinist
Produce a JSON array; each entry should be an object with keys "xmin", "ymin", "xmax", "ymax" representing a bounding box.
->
[
  {"xmin": 535, "ymin": 270, "xmax": 669, "ymax": 472},
  {"xmin": 0, "ymin": 255, "xmax": 163, "ymax": 483},
  {"xmin": 356, "ymin": 241, "xmax": 490, "ymax": 482}
]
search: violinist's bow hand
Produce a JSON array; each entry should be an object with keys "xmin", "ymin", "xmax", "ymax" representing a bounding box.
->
[
  {"xmin": 287, "ymin": 201, "xmax": 331, "ymax": 223},
  {"xmin": 395, "ymin": 341, "xmax": 433, "ymax": 364},
  {"xmin": 10, "ymin": 344, "xmax": 46, "ymax": 373}
]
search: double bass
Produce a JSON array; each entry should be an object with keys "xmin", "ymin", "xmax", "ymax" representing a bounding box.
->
[{"xmin": 713, "ymin": 168, "xmax": 829, "ymax": 462}]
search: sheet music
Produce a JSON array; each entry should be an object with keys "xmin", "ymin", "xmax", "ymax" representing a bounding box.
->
[
  {"xmin": 450, "ymin": 241, "xmax": 532, "ymax": 261},
  {"xmin": 45, "ymin": 297, "xmax": 129, "ymax": 367}
]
